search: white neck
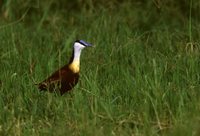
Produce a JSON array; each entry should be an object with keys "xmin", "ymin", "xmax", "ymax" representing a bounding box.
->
[
  {"xmin": 69, "ymin": 42, "xmax": 85, "ymax": 73},
  {"xmin": 72, "ymin": 47, "xmax": 82, "ymax": 64}
]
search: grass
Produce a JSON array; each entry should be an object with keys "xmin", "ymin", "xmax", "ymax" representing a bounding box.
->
[{"xmin": 0, "ymin": 0, "xmax": 200, "ymax": 135}]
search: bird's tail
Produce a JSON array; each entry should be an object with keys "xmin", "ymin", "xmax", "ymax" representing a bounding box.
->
[{"xmin": 37, "ymin": 83, "xmax": 47, "ymax": 90}]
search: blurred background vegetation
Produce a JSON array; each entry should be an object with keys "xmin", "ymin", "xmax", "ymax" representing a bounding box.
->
[
  {"xmin": 0, "ymin": 0, "xmax": 199, "ymax": 43},
  {"xmin": 0, "ymin": 0, "xmax": 199, "ymax": 30}
]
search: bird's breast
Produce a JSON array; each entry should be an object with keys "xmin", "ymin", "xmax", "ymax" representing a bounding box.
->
[{"xmin": 68, "ymin": 61, "xmax": 80, "ymax": 73}]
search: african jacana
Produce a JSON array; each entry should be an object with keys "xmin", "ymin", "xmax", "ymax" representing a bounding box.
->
[{"xmin": 37, "ymin": 40, "xmax": 92, "ymax": 95}]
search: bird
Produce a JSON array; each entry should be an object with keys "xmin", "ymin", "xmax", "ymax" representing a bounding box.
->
[{"xmin": 37, "ymin": 40, "xmax": 93, "ymax": 95}]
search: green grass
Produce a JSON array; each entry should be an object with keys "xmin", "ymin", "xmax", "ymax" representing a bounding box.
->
[{"xmin": 0, "ymin": 0, "xmax": 200, "ymax": 135}]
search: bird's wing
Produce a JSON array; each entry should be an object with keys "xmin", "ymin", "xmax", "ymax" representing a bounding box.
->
[{"xmin": 38, "ymin": 65, "xmax": 69, "ymax": 90}]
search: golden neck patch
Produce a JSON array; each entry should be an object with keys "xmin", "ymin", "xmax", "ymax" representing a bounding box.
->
[{"xmin": 69, "ymin": 61, "xmax": 80, "ymax": 73}]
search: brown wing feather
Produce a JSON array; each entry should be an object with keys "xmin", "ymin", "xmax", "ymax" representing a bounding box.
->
[{"xmin": 38, "ymin": 64, "xmax": 79, "ymax": 94}]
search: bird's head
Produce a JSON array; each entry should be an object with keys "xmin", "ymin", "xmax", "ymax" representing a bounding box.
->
[{"xmin": 74, "ymin": 40, "xmax": 92, "ymax": 50}]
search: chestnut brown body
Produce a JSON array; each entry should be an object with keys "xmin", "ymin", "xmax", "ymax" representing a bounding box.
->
[{"xmin": 38, "ymin": 64, "xmax": 79, "ymax": 95}]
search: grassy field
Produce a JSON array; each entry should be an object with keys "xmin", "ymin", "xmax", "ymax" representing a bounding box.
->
[{"xmin": 0, "ymin": 0, "xmax": 200, "ymax": 135}]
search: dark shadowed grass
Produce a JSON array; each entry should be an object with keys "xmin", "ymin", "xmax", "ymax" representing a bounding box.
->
[{"xmin": 0, "ymin": 1, "xmax": 200, "ymax": 135}]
